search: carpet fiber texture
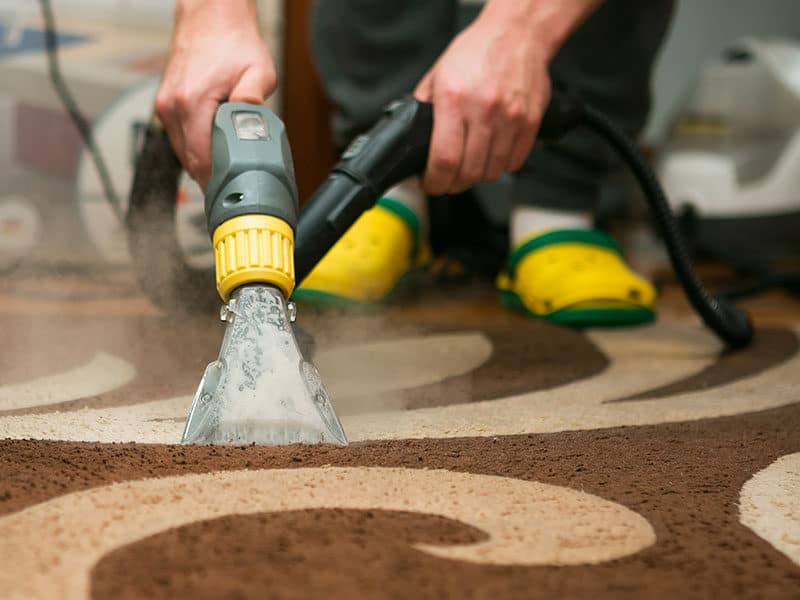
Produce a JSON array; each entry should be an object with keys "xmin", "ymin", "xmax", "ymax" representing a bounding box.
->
[{"xmin": 1, "ymin": 271, "xmax": 798, "ymax": 599}]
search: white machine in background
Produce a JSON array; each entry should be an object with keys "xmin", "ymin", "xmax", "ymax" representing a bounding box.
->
[{"xmin": 658, "ymin": 37, "xmax": 800, "ymax": 266}]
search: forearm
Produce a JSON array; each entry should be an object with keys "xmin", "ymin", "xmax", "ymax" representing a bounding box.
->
[
  {"xmin": 173, "ymin": 0, "xmax": 259, "ymax": 39},
  {"xmin": 176, "ymin": 0, "xmax": 257, "ymax": 18},
  {"xmin": 478, "ymin": 0, "xmax": 605, "ymax": 59}
]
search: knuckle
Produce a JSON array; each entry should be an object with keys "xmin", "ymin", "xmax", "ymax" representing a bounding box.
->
[
  {"xmin": 187, "ymin": 156, "xmax": 209, "ymax": 185},
  {"xmin": 173, "ymin": 90, "xmax": 193, "ymax": 112},
  {"xmin": 154, "ymin": 90, "xmax": 172, "ymax": 117},
  {"xmin": 254, "ymin": 60, "xmax": 278, "ymax": 93},
  {"xmin": 184, "ymin": 152, "xmax": 199, "ymax": 172},
  {"xmin": 506, "ymin": 101, "xmax": 527, "ymax": 126},
  {"xmin": 443, "ymin": 86, "xmax": 465, "ymax": 106},
  {"xmin": 433, "ymin": 151, "xmax": 459, "ymax": 172},
  {"xmin": 480, "ymin": 92, "xmax": 502, "ymax": 117}
]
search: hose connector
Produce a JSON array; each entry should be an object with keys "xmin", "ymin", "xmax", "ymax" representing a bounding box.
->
[{"xmin": 213, "ymin": 214, "xmax": 295, "ymax": 302}]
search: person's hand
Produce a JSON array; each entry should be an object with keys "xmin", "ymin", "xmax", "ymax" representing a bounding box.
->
[
  {"xmin": 414, "ymin": 0, "xmax": 601, "ymax": 195},
  {"xmin": 156, "ymin": 0, "xmax": 276, "ymax": 189}
]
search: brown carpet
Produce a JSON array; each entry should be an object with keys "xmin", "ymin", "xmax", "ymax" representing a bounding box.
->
[{"xmin": 0, "ymin": 270, "xmax": 798, "ymax": 599}]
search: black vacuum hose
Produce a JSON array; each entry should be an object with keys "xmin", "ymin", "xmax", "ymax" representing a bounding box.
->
[
  {"xmin": 296, "ymin": 94, "xmax": 754, "ymax": 349},
  {"xmin": 574, "ymin": 102, "xmax": 754, "ymax": 349}
]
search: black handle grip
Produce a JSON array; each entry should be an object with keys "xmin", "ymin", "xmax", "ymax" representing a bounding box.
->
[{"xmin": 295, "ymin": 97, "xmax": 433, "ymax": 283}]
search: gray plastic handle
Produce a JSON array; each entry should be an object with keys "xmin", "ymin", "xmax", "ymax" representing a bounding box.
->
[{"xmin": 205, "ymin": 103, "xmax": 299, "ymax": 234}]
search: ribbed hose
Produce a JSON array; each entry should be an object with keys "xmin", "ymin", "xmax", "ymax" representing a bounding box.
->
[{"xmin": 577, "ymin": 104, "xmax": 753, "ymax": 349}]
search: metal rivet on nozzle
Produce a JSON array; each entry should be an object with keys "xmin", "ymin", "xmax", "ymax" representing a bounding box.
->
[{"xmin": 219, "ymin": 298, "xmax": 238, "ymax": 322}]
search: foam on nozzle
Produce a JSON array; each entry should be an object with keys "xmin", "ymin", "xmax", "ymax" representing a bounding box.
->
[{"xmin": 182, "ymin": 284, "xmax": 347, "ymax": 445}]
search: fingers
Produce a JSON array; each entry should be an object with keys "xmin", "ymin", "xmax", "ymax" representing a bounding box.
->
[
  {"xmin": 156, "ymin": 77, "xmax": 217, "ymax": 190},
  {"xmin": 423, "ymin": 100, "xmax": 529, "ymax": 193},
  {"xmin": 155, "ymin": 78, "xmax": 188, "ymax": 180},
  {"xmin": 508, "ymin": 124, "xmax": 538, "ymax": 173},
  {"xmin": 155, "ymin": 61, "xmax": 276, "ymax": 190},
  {"xmin": 455, "ymin": 120, "xmax": 492, "ymax": 192},
  {"xmin": 508, "ymin": 91, "xmax": 548, "ymax": 173},
  {"xmin": 178, "ymin": 99, "xmax": 218, "ymax": 190},
  {"xmin": 484, "ymin": 131, "xmax": 514, "ymax": 181},
  {"xmin": 419, "ymin": 77, "xmax": 548, "ymax": 193},
  {"xmin": 423, "ymin": 96, "xmax": 466, "ymax": 195}
]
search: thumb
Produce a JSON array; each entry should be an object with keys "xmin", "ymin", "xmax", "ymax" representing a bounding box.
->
[{"xmin": 229, "ymin": 65, "xmax": 276, "ymax": 104}]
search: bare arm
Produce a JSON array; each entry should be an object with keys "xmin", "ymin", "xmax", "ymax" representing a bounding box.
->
[
  {"xmin": 415, "ymin": 0, "xmax": 604, "ymax": 194},
  {"xmin": 155, "ymin": 0, "xmax": 277, "ymax": 189}
]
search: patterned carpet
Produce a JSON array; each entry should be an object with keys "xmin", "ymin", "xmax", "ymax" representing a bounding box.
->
[{"xmin": 1, "ymin": 268, "xmax": 799, "ymax": 599}]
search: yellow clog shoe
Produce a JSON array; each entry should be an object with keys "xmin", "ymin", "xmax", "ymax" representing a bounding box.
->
[
  {"xmin": 292, "ymin": 197, "xmax": 430, "ymax": 306},
  {"xmin": 497, "ymin": 229, "xmax": 657, "ymax": 326}
]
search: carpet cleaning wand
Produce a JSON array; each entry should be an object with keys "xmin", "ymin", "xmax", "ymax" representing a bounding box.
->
[
  {"xmin": 181, "ymin": 103, "xmax": 347, "ymax": 445},
  {"xmin": 130, "ymin": 93, "xmax": 751, "ymax": 447}
]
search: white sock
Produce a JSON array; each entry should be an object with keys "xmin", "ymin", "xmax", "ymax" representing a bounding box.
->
[
  {"xmin": 383, "ymin": 177, "xmax": 428, "ymax": 238},
  {"xmin": 510, "ymin": 205, "xmax": 592, "ymax": 247}
]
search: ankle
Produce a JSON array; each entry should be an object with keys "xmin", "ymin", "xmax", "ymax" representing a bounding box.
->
[
  {"xmin": 383, "ymin": 177, "xmax": 428, "ymax": 239},
  {"xmin": 510, "ymin": 205, "xmax": 592, "ymax": 247}
]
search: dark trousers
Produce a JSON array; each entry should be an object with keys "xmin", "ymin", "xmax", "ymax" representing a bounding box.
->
[{"xmin": 311, "ymin": 0, "xmax": 674, "ymax": 210}]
